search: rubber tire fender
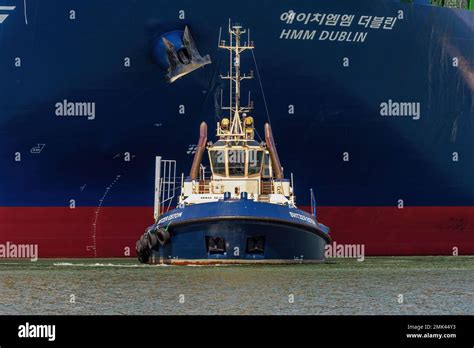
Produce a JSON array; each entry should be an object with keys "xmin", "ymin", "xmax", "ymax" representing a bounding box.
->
[
  {"xmin": 157, "ymin": 228, "xmax": 171, "ymax": 246},
  {"xmin": 147, "ymin": 232, "xmax": 159, "ymax": 249}
]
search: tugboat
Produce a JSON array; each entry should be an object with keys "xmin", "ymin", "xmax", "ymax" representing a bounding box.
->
[{"xmin": 135, "ymin": 23, "xmax": 331, "ymax": 264}]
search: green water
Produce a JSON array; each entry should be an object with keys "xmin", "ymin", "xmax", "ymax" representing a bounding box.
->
[{"xmin": 0, "ymin": 256, "xmax": 473, "ymax": 315}]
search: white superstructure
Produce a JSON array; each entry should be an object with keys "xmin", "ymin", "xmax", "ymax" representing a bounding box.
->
[{"xmin": 177, "ymin": 23, "xmax": 296, "ymax": 208}]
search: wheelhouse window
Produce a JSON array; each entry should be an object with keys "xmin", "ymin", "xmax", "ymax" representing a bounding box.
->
[
  {"xmin": 209, "ymin": 150, "xmax": 226, "ymax": 176},
  {"xmin": 227, "ymin": 149, "xmax": 246, "ymax": 177},
  {"xmin": 209, "ymin": 148, "xmax": 265, "ymax": 177},
  {"xmin": 247, "ymin": 150, "xmax": 264, "ymax": 176},
  {"xmin": 262, "ymin": 152, "xmax": 272, "ymax": 178}
]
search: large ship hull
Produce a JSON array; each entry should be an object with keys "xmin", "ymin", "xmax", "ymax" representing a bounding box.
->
[
  {"xmin": 2, "ymin": 206, "xmax": 473, "ymax": 257},
  {"xmin": 1, "ymin": 0, "xmax": 473, "ymax": 257}
]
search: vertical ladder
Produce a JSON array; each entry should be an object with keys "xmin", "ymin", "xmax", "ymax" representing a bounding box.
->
[{"xmin": 154, "ymin": 156, "xmax": 177, "ymax": 222}]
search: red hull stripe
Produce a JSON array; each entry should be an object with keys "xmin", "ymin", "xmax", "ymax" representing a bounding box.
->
[{"xmin": 0, "ymin": 207, "xmax": 473, "ymax": 257}]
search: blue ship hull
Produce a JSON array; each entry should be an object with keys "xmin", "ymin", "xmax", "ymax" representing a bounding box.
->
[{"xmin": 1, "ymin": 0, "xmax": 473, "ymax": 257}]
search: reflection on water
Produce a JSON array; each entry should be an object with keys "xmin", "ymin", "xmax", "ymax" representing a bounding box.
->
[{"xmin": 0, "ymin": 256, "xmax": 473, "ymax": 315}]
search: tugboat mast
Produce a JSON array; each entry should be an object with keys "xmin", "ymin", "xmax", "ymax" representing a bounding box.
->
[{"xmin": 218, "ymin": 22, "xmax": 255, "ymax": 140}]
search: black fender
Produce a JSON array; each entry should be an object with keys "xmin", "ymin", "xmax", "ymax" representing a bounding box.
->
[{"xmin": 156, "ymin": 228, "xmax": 171, "ymax": 246}]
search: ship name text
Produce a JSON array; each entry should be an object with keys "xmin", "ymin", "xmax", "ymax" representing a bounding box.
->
[
  {"xmin": 289, "ymin": 212, "xmax": 316, "ymax": 225},
  {"xmin": 279, "ymin": 11, "xmax": 400, "ymax": 44},
  {"xmin": 158, "ymin": 212, "xmax": 183, "ymax": 225},
  {"xmin": 280, "ymin": 29, "xmax": 367, "ymax": 43}
]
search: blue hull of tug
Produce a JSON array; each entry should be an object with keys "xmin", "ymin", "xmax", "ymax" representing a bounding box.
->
[{"xmin": 152, "ymin": 199, "xmax": 331, "ymax": 262}]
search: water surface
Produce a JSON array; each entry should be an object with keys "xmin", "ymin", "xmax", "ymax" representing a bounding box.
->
[{"xmin": 0, "ymin": 256, "xmax": 473, "ymax": 315}]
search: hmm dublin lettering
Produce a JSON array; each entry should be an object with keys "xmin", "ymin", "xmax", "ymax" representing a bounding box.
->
[
  {"xmin": 279, "ymin": 11, "xmax": 399, "ymax": 44},
  {"xmin": 289, "ymin": 212, "xmax": 316, "ymax": 225},
  {"xmin": 55, "ymin": 99, "xmax": 96, "ymax": 120},
  {"xmin": 325, "ymin": 241, "xmax": 365, "ymax": 262},
  {"xmin": 158, "ymin": 212, "xmax": 183, "ymax": 225},
  {"xmin": 0, "ymin": 242, "xmax": 38, "ymax": 261},
  {"xmin": 279, "ymin": 29, "xmax": 367, "ymax": 43},
  {"xmin": 18, "ymin": 322, "xmax": 56, "ymax": 342},
  {"xmin": 380, "ymin": 99, "xmax": 420, "ymax": 120}
]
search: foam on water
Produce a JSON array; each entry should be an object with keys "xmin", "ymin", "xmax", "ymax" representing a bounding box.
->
[{"xmin": 53, "ymin": 262, "xmax": 170, "ymax": 268}]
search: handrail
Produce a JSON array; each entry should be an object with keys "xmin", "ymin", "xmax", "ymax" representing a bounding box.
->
[{"xmin": 310, "ymin": 188, "xmax": 317, "ymax": 218}]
